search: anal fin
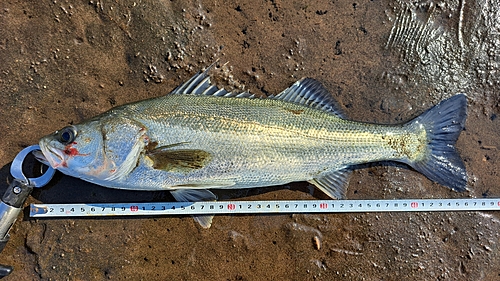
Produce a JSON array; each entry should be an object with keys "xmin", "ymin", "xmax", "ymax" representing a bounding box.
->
[{"xmin": 308, "ymin": 167, "xmax": 352, "ymax": 199}]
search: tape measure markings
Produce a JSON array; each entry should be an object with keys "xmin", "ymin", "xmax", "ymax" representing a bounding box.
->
[{"xmin": 30, "ymin": 198, "xmax": 500, "ymax": 217}]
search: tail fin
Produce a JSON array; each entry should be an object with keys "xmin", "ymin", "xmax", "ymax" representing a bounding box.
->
[{"xmin": 406, "ymin": 94, "xmax": 468, "ymax": 192}]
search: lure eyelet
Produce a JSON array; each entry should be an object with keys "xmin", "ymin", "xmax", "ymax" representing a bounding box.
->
[{"xmin": 57, "ymin": 126, "xmax": 78, "ymax": 144}]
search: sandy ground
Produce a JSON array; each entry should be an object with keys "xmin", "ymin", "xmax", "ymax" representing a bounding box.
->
[{"xmin": 1, "ymin": 0, "xmax": 499, "ymax": 280}]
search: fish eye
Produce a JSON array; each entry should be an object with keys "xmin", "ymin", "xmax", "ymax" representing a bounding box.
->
[{"xmin": 58, "ymin": 126, "xmax": 78, "ymax": 144}]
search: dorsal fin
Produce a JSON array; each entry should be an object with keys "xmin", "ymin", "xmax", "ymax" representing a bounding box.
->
[
  {"xmin": 170, "ymin": 68, "xmax": 255, "ymax": 98},
  {"xmin": 169, "ymin": 68, "xmax": 344, "ymax": 116},
  {"xmin": 272, "ymin": 78, "xmax": 346, "ymax": 118}
]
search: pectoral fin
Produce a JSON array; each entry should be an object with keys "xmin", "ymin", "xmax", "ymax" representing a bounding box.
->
[
  {"xmin": 147, "ymin": 147, "xmax": 212, "ymax": 173},
  {"xmin": 308, "ymin": 167, "xmax": 352, "ymax": 199},
  {"xmin": 170, "ymin": 189, "xmax": 218, "ymax": 229}
]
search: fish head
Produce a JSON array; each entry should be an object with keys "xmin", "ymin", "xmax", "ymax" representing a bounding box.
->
[
  {"xmin": 38, "ymin": 121, "xmax": 106, "ymax": 178},
  {"xmin": 38, "ymin": 117, "xmax": 149, "ymax": 183}
]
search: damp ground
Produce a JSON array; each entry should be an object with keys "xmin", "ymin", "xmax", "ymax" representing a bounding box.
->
[{"xmin": 0, "ymin": 0, "xmax": 499, "ymax": 280}]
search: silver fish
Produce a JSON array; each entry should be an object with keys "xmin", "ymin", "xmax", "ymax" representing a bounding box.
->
[{"xmin": 38, "ymin": 69, "xmax": 468, "ymax": 227}]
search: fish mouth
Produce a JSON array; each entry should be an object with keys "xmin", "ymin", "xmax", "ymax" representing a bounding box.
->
[
  {"xmin": 38, "ymin": 140, "xmax": 66, "ymax": 168},
  {"xmin": 32, "ymin": 150, "xmax": 50, "ymax": 166}
]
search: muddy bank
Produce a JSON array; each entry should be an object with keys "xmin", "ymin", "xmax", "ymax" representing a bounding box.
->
[{"xmin": 0, "ymin": 0, "xmax": 499, "ymax": 280}]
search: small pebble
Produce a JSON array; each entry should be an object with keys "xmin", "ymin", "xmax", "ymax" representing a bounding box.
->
[{"xmin": 313, "ymin": 236, "xmax": 321, "ymax": 250}]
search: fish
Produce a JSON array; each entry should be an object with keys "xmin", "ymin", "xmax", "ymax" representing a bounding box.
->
[{"xmin": 37, "ymin": 68, "xmax": 468, "ymax": 228}]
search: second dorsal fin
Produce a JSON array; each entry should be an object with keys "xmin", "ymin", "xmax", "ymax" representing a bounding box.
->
[{"xmin": 272, "ymin": 78, "xmax": 346, "ymax": 118}]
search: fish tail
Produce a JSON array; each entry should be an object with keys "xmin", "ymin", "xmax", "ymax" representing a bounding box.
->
[{"xmin": 405, "ymin": 94, "xmax": 468, "ymax": 192}]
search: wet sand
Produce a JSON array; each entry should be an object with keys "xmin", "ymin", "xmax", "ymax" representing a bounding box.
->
[{"xmin": 0, "ymin": 0, "xmax": 499, "ymax": 280}]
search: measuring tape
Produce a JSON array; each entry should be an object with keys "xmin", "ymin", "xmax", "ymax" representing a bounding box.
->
[{"xmin": 30, "ymin": 198, "xmax": 500, "ymax": 217}]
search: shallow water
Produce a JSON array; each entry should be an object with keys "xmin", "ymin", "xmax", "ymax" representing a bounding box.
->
[{"xmin": 0, "ymin": 0, "xmax": 499, "ymax": 280}]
